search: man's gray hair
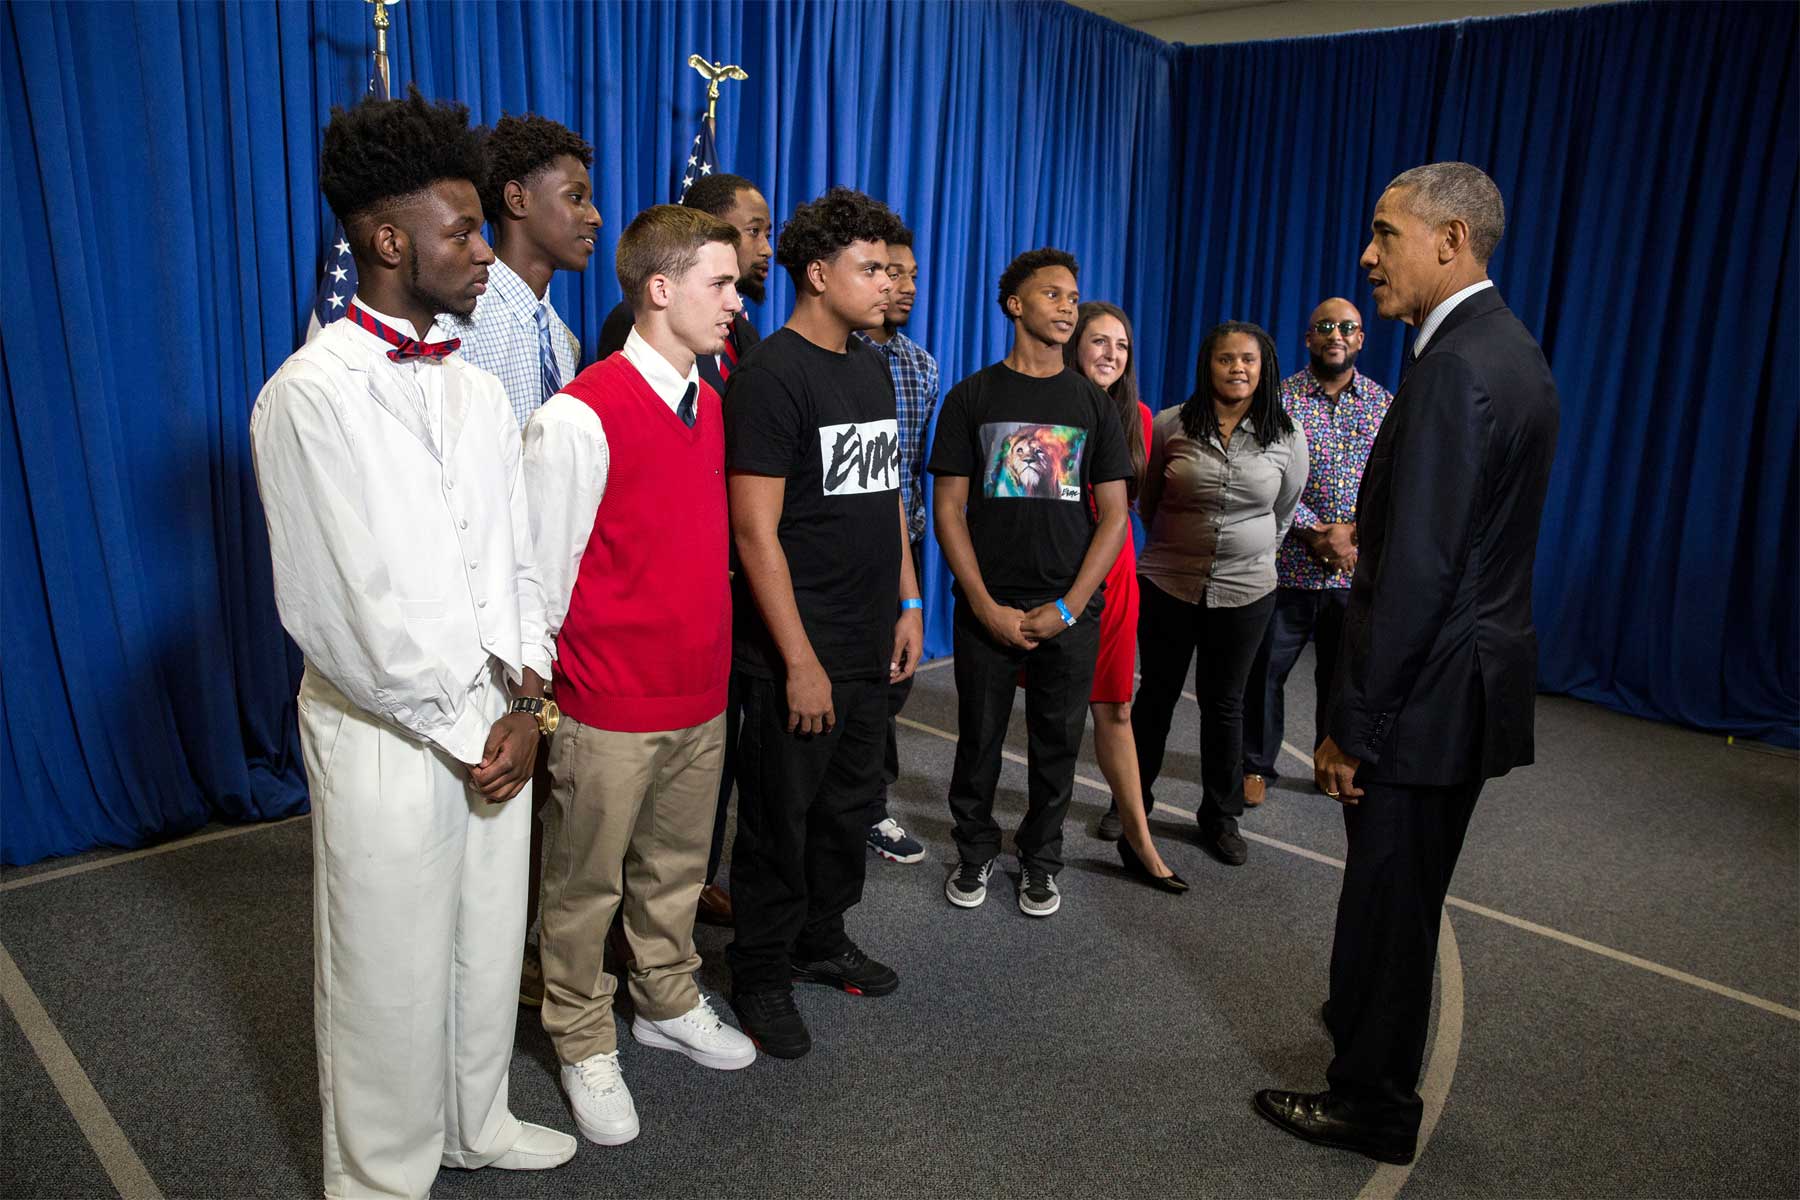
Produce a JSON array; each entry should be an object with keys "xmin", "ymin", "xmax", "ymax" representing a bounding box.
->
[{"xmin": 1386, "ymin": 162, "xmax": 1506, "ymax": 264}]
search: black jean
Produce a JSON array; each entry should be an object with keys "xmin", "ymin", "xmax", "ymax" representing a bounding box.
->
[
  {"xmin": 945, "ymin": 596, "xmax": 1100, "ymax": 874},
  {"xmin": 705, "ymin": 672, "xmax": 746, "ymax": 884},
  {"xmin": 1131, "ymin": 578, "xmax": 1276, "ymax": 828},
  {"xmin": 878, "ymin": 543, "xmax": 928, "ymax": 821},
  {"xmin": 726, "ymin": 673, "xmax": 885, "ymax": 993},
  {"xmin": 1242, "ymin": 586, "xmax": 1349, "ymax": 778},
  {"xmin": 1326, "ymin": 778, "xmax": 1482, "ymax": 1131}
]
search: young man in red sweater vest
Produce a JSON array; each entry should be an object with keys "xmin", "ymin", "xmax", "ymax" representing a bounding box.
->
[{"xmin": 522, "ymin": 205, "xmax": 757, "ymax": 1148}]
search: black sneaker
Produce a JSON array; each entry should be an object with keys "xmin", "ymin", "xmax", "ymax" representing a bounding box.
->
[
  {"xmin": 731, "ymin": 988, "xmax": 811, "ymax": 1059},
  {"xmin": 1201, "ymin": 817, "xmax": 1248, "ymax": 866},
  {"xmin": 1018, "ymin": 864, "xmax": 1061, "ymax": 916},
  {"xmin": 791, "ymin": 944, "xmax": 899, "ymax": 997},
  {"xmin": 945, "ymin": 856, "xmax": 997, "ymax": 908},
  {"xmin": 1094, "ymin": 803, "xmax": 1123, "ymax": 842}
]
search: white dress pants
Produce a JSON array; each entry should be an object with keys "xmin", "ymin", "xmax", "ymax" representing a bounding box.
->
[{"xmin": 298, "ymin": 665, "xmax": 528, "ymax": 1199}]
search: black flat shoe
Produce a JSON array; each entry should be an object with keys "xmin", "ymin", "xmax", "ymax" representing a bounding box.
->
[
  {"xmin": 1252, "ymin": 1089, "xmax": 1416, "ymax": 1165},
  {"xmin": 1117, "ymin": 839, "xmax": 1189, "ymax": 894}
]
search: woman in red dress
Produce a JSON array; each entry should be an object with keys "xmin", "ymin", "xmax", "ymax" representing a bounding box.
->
[{"xmin": 1065, "ymin": 303, "xmax": 1185, "ymax": 893}]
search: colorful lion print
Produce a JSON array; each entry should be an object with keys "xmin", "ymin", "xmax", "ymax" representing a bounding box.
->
[{"xmin": 981, "ymin": 422, "xmax": 1087, "ymax": 501}]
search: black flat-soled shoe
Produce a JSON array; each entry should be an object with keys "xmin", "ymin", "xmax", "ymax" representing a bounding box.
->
[
  {"xmin": 1199, "ymin": 817, "xmax": 1248, "ymax": 866},
  {"xmin": 1117, "ymin": 839, "xmax": 1189, "ymax": 894},
  {"xmin": 1253, "ymin": 1089, "xmax": 1416, "ymax": 1165}
]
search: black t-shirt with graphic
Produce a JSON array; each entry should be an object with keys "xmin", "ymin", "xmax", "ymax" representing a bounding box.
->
[
  {"xmin": 726, "ymin": 327, "xmax": 902, "ymax": 681},
  {"xmin": 928, "ymin": 362, "xmax": 1133, "ymax": 616}
]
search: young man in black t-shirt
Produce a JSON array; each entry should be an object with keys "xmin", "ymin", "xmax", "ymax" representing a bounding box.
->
[
  {"xmin": 724, "ymin": 188, "xmax": 923, "ymax": 1058},
  {"xmin": 928, "ymin": 248, "xmax": 1131, "ymax": 917}
]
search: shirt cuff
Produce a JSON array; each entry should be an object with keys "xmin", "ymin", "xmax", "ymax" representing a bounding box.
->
[{"xmin": 436, "ymin": 701, "xmax": 494, "ymax": 767}]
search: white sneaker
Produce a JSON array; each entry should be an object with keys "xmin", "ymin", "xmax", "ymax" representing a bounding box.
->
[
  {"xmin": 560, "ymin": 1051, "xmax": 640, "ymax": 1145},
  {"xmin": 488, "ymin": 1121, "xmax": 577, "ymax": 1171},
  {"xmin": 632, "ymin": 996, "xmax": 757, "ymax": 1070}
]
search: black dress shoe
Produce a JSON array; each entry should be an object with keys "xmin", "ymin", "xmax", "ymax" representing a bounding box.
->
[
  {"xmin": 1199, "ymin": 817, "xmax": 1247, "ymax": 866},
  {"xmin": 1095, "ymin": 804, "xmax": 1123, "ymax": 842},
  {"xmin": 732, "ymin": 988, "xmax": 811, "ymax": 1059},
  {"xmin": 1117, "ymin": 839, "xmax": 1189, "ymax": 894},
  {"xmin": 790, "ymin": 944, "xmax": 898, "ymax": 996},
  {"xmin": 1253, "ymin": 1089, "xmax": 1416, "ymax": 1165}
]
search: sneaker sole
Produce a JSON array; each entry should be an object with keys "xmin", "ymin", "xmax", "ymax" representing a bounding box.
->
[
  {"xmin": 569, "ymin": 1104, "xmax": 640, "ymax": 1146},
  {"xmin": 945, "ymin": 881, "xmax": 987, "ymax": 908},
  {"xmin": 871, "ymin": 844, "xmax": 927, "ymax": 864},
  {"xmin": 791, "ymin": 964, "xmax": 899, "ymax": 997},
  {"xmin": 630, "ymin": 1017, "xmax": 757, "ymax": 1070},
  {"xmin": 735, "ymin": 1027, "xmax": 812, "ymax": 1059},
  {"xmin": 1019, "ymin": 893, "xmax": 1061, "ymax": 917}
]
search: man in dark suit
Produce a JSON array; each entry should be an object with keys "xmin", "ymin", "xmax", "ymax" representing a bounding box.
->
[{"xmin": 1255, "ymin": 162, "xmax": 1559, "ymax": 1165}]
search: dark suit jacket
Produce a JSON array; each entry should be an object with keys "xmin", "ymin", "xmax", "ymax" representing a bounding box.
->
[
  {"xmin": 1329, "ymin": 286, "xmax": 1560, "ymax": 785},
  {"xmin": 596, "ymin": 301, "xmax": 760, "ymax": 397}
]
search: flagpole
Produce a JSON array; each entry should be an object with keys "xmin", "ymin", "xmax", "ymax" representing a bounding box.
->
[
  {"xmin": 367, "ymin": 0, "xmax": 400, "ymax": 100},
  {"xmin": 687, "ymin": 54, "xmax": 748, "ymax": 129}
]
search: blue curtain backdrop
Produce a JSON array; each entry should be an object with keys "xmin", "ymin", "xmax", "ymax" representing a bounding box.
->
[{"xmin": 1, "ymin": 0, "xmax": 1792, "ymax": 865}]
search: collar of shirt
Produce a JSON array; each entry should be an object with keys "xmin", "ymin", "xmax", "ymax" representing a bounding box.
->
[
  {"xmin": 622, "ymin": 326, "xmax": 702, "ymax": 415},
  {"xmin": 853, "ymin": 327, "xmax": 901, "ymax": 357},
  {"xmin": 1294, "ymin": 367, "xmax": 1370, "ymax": 404},
  {"xmin": 483, "ymin": 257, "xmax": 554, "ymax": 328},
  {"xmin": 349, "ymin": 295, "xmax": 449, "ymax": 345},
  {"xmin": 1413, "ymin": 279, "xmax": 1495, "ymax": 357}
]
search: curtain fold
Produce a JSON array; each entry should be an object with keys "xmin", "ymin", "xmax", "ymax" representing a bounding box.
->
[{"xmin": 2, "ymin": 0, "xmax": 1792, "ymax": 865}]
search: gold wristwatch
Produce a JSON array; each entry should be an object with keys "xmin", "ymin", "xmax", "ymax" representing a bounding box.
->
[{"xmin": 509, "ymin": 696, "xmax": 561, "ymax": 735}]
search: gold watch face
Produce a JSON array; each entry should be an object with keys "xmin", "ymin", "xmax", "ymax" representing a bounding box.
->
[{"xmin": 540, "ymin": 699, "xmax": 561, "ymax": 735}]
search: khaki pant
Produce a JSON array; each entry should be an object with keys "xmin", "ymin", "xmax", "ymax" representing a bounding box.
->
[{"xmin": 538, "ymin": 711, "xmax": 725, "ymax": 1063}]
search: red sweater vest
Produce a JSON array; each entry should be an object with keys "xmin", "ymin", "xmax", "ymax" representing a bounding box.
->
[{"xmin": 552, "ymin": 353, "xmax": 730, "ymax": 733}]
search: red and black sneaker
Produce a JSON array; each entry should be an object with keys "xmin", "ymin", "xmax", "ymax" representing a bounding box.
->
[
  {"xmin": 790, "ymin": 944, "xmax": 899, "ymax": 997},
  {"xmin": 731, "ymin": 988, "xmax": 811, "ymax": 1059}
]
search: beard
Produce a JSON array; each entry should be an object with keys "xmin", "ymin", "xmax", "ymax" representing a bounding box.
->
[
  {"xmin": 1309, "ymin": 348, "xmax": 1358, "ymax": 380},
  {"xmin": 737, "ymin": 272, "xmax": 766, "ymax": 304},
  {"xmin": 409, "ymin": 245, "xmax": 474, "ymax": 319}
]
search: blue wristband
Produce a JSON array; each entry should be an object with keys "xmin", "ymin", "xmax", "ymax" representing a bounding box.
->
[
  {"xmin": 1055, "ymin": 598, "xmax": 1076, "ymax": 626},
  {"xmin": 900, "ymin": 598, "xmax": 923, "ymax": 611}
]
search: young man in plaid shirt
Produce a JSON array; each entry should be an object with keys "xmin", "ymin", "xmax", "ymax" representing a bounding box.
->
[{"xmin": 853, "ymin": 224, "xmax": 939, "ymax": 865}]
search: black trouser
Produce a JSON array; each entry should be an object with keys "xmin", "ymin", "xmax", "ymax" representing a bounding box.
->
[
  {"xmin": 1131, "ymin": 579, "xmax": 1276, "ymax": 828},
  {"xmin": 706, "ymin": 672, "xmax": 746, "ymax": 884},
  {"xmin": 727, "ymin": 673, "xmax": 885, "ymax": 993},
  {"xmin": 878, "ymin": 543, "xmax": 928, "ymax": 821},
  {"xmin": 1326, "ymin": 778, "xmax": 1482, "ymax": 1132},
  {"xmin": 1242, "ymin": 586, "xmax": 1349, "ymax": 778},
  {"xmin": 945, "ymin": 596, "xmax": 1100, "ymax": 874}
]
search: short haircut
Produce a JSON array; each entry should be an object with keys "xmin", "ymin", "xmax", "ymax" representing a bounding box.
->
[
  {"xmin": 616, "ymin": 205, "xmax": 741, "ymax": 313},
  {"xmin": 683, "ymin": 173, "xmax": 758, "ymax": 218},
  {"xmin": 320, "ymin": 86, "xmax": 484, "ymax": 229},
  {"xmin": 1386, "ymin": 162, "xmax": 1506, "ymax": 264},
  {"xmin": 887, "ymin": 224, "xmax": 915, "ymax": 250},
  {"xmin": 997, "ymin": 247, "xmax": 1079, "ymax": 316},
  {"xmin": 774, "ymin": 187, "xmax": 905, "ymax": 285},
  {"xmin": 479, "ymin": 112, "xmax": 593, "ymax": 223}
]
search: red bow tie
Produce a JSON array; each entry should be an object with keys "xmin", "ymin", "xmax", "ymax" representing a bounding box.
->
[{"xmin": 347, "ymin": 302, "xmax": 461, "ymax": 362}]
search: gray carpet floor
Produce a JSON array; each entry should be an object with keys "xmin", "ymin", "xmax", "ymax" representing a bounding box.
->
[{"xmin": 3, "ymin": 650, "xmax": 1796, "ymax": 1198}]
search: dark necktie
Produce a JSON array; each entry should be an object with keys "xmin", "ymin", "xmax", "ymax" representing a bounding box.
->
[
  {"xmin": 347, "ymin": 302, "xmax": 460, "ymax": 362},
  {"xmin": 677, "ymin": 381, "xmax": 698, "ymax": 428}
]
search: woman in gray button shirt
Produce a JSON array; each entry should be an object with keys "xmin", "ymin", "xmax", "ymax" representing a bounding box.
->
[{"xmin": 1132, "ymin": 321, "xmax": 1308, "ymax": 868}]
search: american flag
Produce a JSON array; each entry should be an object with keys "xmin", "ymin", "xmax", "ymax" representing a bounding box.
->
[
  {"xmin": 305, "ymin": 65, "xmax": 387, "ymax": 342},
  {"xmin": 678, "ymin": 116, "xmax": 719, "ymax": 202}
]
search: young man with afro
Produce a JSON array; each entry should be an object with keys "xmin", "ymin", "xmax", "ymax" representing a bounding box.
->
[
  {"xmin": 250, "ymin": 90, "xmax": 575, "ymax": 1197},
  {"xmin": 723, "ymin": 187, "xmax": 922, "ymax": 1058},
  {"xmin": 439, "ymin": 112, "xmax": 601, "ymax": 430}
]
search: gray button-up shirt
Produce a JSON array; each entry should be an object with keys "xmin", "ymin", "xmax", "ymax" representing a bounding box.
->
[{"xmin": 1137, "ymin": 406, "xmax": 1309, "ymax": 607}]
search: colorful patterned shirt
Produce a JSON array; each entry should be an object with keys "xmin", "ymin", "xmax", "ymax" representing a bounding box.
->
[
  {"xmin": 854, "ymin": 327, "xmax": 940, "ymax": 543},
  {"xmin": 1276, "ymin": 367, "xmax": 1394, "ymax": 590}
]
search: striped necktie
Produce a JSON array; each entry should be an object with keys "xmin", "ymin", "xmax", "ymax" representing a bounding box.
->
[{"xmin": 535, "ymin": 303, "xmax": 563, "ymax": 401}]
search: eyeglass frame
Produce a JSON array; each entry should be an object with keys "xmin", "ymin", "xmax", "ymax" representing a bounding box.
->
[{"xmin": 1310, "ymin": 319, "xmax": 1362, "ymax": 337}]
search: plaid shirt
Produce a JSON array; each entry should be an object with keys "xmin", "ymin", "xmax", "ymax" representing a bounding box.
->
[
  {"xmin": 439, "ymin": 258, "xmax": 580, "ymax": 431},
  {"xmin": 854, "ymin": 328, "xmax": 939, "ymax": 543},
  {"xmin": 1276, "ymin": 366, "xmax": 1394, "ymax": 590}
]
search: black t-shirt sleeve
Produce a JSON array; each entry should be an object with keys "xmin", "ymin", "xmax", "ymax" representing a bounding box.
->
[
  {"xmin": 725, "ymin": 364, "xmax": 805, "ymax": 476},
  {"xmin": 927, "ymin": 377, "xmax": 975, "ymax": 477},
  {"xmin": 596, "ymin": 301, "xmax": 634, "ymax": 359},
  {"xmin": 1084, "ymin": 383, "xmax": 1135, "ymax": 486}
]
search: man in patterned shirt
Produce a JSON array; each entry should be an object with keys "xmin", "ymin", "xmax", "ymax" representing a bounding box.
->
[
  {"xmin": 441, "ymin": 113, "xmax": 599, "ymax": 429},
  {"xmin": 1241, "ymin": 297, "xmax": 1393, "ymax": 806},
  {"xmin": 854, "ymin": 224, "xmax": 939, "ymax": 866}
]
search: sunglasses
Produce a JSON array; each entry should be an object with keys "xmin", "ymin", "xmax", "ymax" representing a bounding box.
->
[{"xmin": 1311, "ymin": 320, "xmax": 1361, "ymax": 336}]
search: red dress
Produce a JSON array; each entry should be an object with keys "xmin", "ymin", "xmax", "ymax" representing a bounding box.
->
[{"xmin": 1090, "ymin": 401, "xmax": 1154, "ymax": 703}]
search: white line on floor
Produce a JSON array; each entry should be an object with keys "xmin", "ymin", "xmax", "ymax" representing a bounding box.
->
[
  {"xmin": 0, "ymin": 816, "xmax": 312, "ymax": 894},
  {"xmin": 0, "ymin": 941, "xmax": 163, "ymax": 1199}
]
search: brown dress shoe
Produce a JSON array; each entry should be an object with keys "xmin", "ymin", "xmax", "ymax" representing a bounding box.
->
[
  {"xmin": 696, "ymin": 883, "xmax": 734, "ymax": 928},
  {"xmin": 1243, "ymin": 774, "xmax": 1266, "ymax": 807}
]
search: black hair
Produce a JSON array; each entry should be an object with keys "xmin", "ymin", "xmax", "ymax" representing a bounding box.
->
[
  {"xmin": 1064, "ymin": 301, "xmax": 1146, "ymax": 501},
  {"xmin": 775, "ymin": 187, "xmax": 905, "ymax": 284},
  {"xmin": 887, "ymin": 224, "xmax": 914, "ymax": 250},
  {"xmin": 683, "ymin": 172, "xmax": 758, "ymax": 218},
  {"xmin": 479, "ymin": 112, "xmax": 593, "ymax": 223},
  {"xmin": 1180, "ymin": 321, "xmax": 1295, "ymax": 449},
  {"xmin": 319, "ymin": 86, "xmax": 484, "ymax": 229},
  {"xmin": 997, "ymin": 247, "xmax": 1078, "ymax": 317}
]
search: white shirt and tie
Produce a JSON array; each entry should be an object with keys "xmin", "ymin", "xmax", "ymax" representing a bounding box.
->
[{"xmin": 1412, "ymin": 278, "xmax": 1495, "ymax": 359}]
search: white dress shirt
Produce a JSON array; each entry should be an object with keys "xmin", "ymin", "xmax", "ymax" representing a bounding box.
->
[
  {"xmin": 1412, "ymin": 279, "xmax": 1495, "ymax": 357},
  {"xmin": 250, "ymin": 298, "xmax": 551, "ymax": 766},
  {"xmin": 522, "ymin": 326, "xmax": 702, "ymax": 662}
]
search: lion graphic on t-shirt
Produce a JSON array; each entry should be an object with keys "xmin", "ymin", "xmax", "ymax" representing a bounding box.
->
[{"xmin": 985, "ymin": 423, "xmax": 1085, "ymax": 500}]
